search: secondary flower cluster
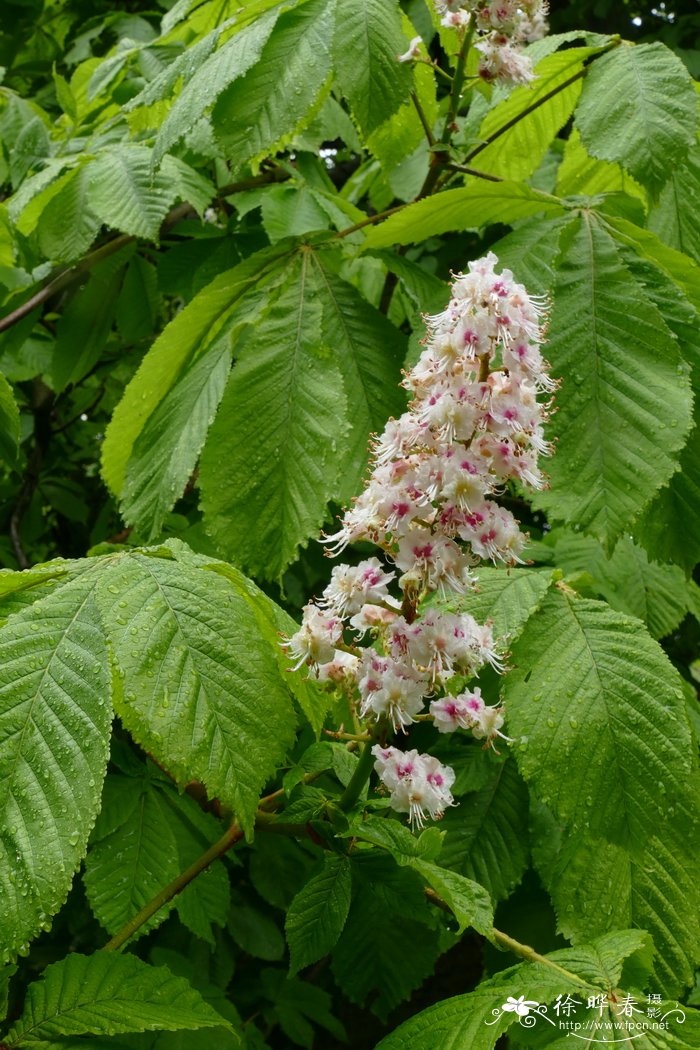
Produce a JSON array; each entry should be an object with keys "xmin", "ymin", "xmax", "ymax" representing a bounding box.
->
[
  {"xmin": 285, "ymin": 254, "xmax": 553, "ymax": 827},
  {"xmin": 400, "ymin": 2, "xmax": 549, "ymax": 87}
]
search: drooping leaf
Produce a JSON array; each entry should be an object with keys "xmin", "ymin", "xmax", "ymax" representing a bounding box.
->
[
  {"xmin": 119, "ymin": 334, "xmax": 231, "ymax": 539},
  {"xmin": 309, "ymin": 250, "xmax": 406, "ymax": 501},
  {"xmin": 199, "ymin": 257, "xmax": 350, "ymax": 580},
  {"xmin": 4, "ymin": 952, "xmax": 229, "ymax": 1045},
  {"xmin": 633, "ymin": 428, "xmax": 700, "ymax": 574},
  {"xmin": 285, "ymin": 854, "xmax": 352, "ymax": 976},
  {"xmin": 95, "ymin": 551, "xmax": 297, "ymax": 836},
  {"xmin": 535, "ymin": 779, "xmax": 700, "ymax": 996},
  {"xmin": 506, "ymin": 587, "xmax": 693, "ymax": 848},
  {"xmin": 0, "ymin": 569, "xmax": 112, "ymax": 961},
  {"xmin": 50, "ymin": 247, "xmax": 132, "ymax": 392},
  {"xmin": 87, "ymin": 146, "xmax": 177, "ymax": 240},
  {"xmin": 410, "ymin": 859, "xmax": 493, "ymax": 935},
  {"xmin": 575, "ymin": 42, "xmax": 698, "ymax": 195},
  {"xmin": 363, "ymin": 182, "xmax": 564, "ymax": 249},
  {"xmin": 549, "ymin": 531, "xmax": 697, "ymax": 638},
  {"xmin": 603, "ymin": 214, "xmax": 700, "ymax": 316},
  {"xmin": 647, "ymin": 140, "xmax": 700, "ymax": 265},
  {"xmin": 36, "ymin": 164, "xmax": 101, "ymax": 263},
  {"xmin": 330, "ymin": 853, "xmax": 443, "ymax": 1020},
  {"xmin": 534, "ymin": 212, "xmax": 693, "ymax": 546},
  {"xmin": 332, "ymin": 0, "xmax": 412, "ymax": 136},
  {"xmin": 438, "ymin": 757, "xmax": 530, "ymax": 903},
  {"xmin": 153, "ymin": 11, "xmax": 281, "ymax": 163},
  {"xmin": 212, "ymin": 0, "xmax": 335, "ymax": 165},
  {"xmin": 102, "ymin": 244, "xmax": 291, "ymax": 496},
  {"xmin": 84, "ymin": 775, "xmax": 183, "ymax": 940}
]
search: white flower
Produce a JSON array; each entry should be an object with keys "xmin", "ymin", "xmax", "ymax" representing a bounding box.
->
[
  {"xmin": 372, "ymin": 745, "xmax": 455, "ymax": 827},
  {"xmin": 321, "ymin": 557, "xmax": 397, "ymax": 617},
  {"xmin": 398, "ymin": 36, "xmax": 423, "ymax": 62},
  {"xmin": 283, "ymin": 604, "xmax": 343, "ymax": 670}
]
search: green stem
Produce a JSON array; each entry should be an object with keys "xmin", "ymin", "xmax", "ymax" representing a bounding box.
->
[
  {"xmin": 440, "ymin": 16, "xmax": 476, "ymax": 146},
  {"xmin": 445, "ymin": 161, "xmax": 503, "ymax": 183},
  {"xmin": 338, "ymin": 739, "xmax": 376, "ymax": 811},
  {"xmin": 411, "ymin": 90, "xmax": 436, "ymax": 146},
  {"xmin": 490, "ymin": 928, "xmax": 594, "ymax": 990},
  {"xmin": 103, "ymin": 819, "xmax": 245, "ymax": 951},
  {"xmin": 334, "ymin": 202, "xmax": 408, "ymax": 240},
  {"xmin": 424, "ymin": 892, "xmax": 596, "ymax": 990}
]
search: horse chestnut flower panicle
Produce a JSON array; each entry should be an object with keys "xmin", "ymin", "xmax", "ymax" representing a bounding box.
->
[
  {"xmin": 431, "ymin": 1, "xmax": 549, "ymax": 86},
  {"xmin": 283, "ymin": 253, "xmax": 554, "ymax": 827}
]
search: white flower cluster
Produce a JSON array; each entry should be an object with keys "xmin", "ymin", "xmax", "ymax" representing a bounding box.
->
[
  {"xmin": 284, "ymin": 254, "xmax": 552, "ymax": 827},
  {"xmin": 435, "ymin": 0, "xmax": 549, "ymax": 85},
  {"xmin": 372, "ymin": 746, "xmax": 456, "ymax": 826}
]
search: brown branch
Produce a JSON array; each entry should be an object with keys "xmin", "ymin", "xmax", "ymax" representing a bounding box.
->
[{"xmin": 462, "ymin": 38, "xmax": 621, "ymax": 166}]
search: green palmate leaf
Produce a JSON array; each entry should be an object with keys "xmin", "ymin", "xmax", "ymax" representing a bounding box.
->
[
  {"xmin": 473, "ymin": 46, "xmax": 602, "ymax": 182},
  {"xmin": 506, "ymin": 587, "xmax": 693, "ymax": 847},
  {"xmin": 647, "ymin": 139, "xmax": 700, "ymax": 265},
  {"xmin": 410, "ymin": 859, "xmax": 493, "ymax": 935},
  {"xmin": 535, "ymin": 778, "xmax": 700, "ymax": 996},
  {"xmin": 431, "ymin": 567, "xmax": 553, "ymax": 645},
  {"xmin": 603, "ymin": 215, "xmax": 700, "ymax": 316},
  {"xmin": 120, "ymin": 334, "xmax": 231, "ymax": 539},
  {"xmin": 556, "ymin": 128, "xmax": 646, "ymax": 202},
  {"xmin": 575, "ymin": 42, "xmax": 698, "ymax": 196},
  {"xmin": 376, "ymin": 931, "xmax": 692, "ymax": 1050},
  {"xmin": 363, "ymin": 182, "xmax": 564, "ymax": 249},
  {"xmin": 4, "ymin": 952, "xmax": 229, "ymax": 1045},
  {"xmin": 0, "ymin": 569, "xmax": 112, "ymax": 961},
  {"xmin": 0, "ymin": 369, "xmax": 19, "ymax": 462},
  {"xmin": 0, "ymin": 560, "xmax": 93, "ymax": 622},
  {"xmin": 549, "ymin": 531, "xmax": 698, "ymax": 638},
  {"xmin": 95, "ymin": 551, "xmax": 297, "ymax": 836},
  {"xmin": 332, "ymin": 0, "xmax": 412, "ymax": 136},
  {"xmin": 204, "ymin": 559, "xmax": 332, "ymax": 733},
  {"xmin": 87, "ymin": 146, "xmax": 179, "ymax": 240},
  {"xmin": 438, "ymin": 757, "xmax": 530, "ymax": 903},
  {"xmin": 212, "ymin": 0, "xmax": 335, "ymax": 165},
  {"xmin": 491, "ymin": 214, "xmax": 572, "ymax": 296},
  {"xmin": 84, "ymin": 764, "xmax": 230, "ymax": 946},
  {"xmin": 199, "ymin": 259, "xmax": 350, "ymax": 580},
  {"xmin": 347, "ymin": 814, "xmax": 443, "ymax": 863},
  {"xmin": 535, "ymin": 213, "xmax": 693, "ymax": 546},
  {"xmin": 330, "ymin": 853, "xmax": 443, "ymax": 1020},
  {"xmin": 84, "ymin": 775, "xmax": 182, "ymax": 940},
  {"xmin": 102, "ymin": 243, "xmax": 291, "ymax": 496},
  {"xmin": 634, "ymin": 430, "xmax": 700, "ymax": 574},
  {"xmin": 36, "ymin": 164, "xmax": 101, "ymax": 263},
  {"xmin": 285, "ymin": 853, "xmax": 352, "ymax": 976},
  {"xmin": 153, "ymin": 12, "xmax": 280, "ymax": 163},
  {"xmin": 309, "ymin": 250, "xmax": 406, "ymax": 500},
  {"xmin": 374, "ymin": 955, "xmax": 584, "ymax": 1049}
]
